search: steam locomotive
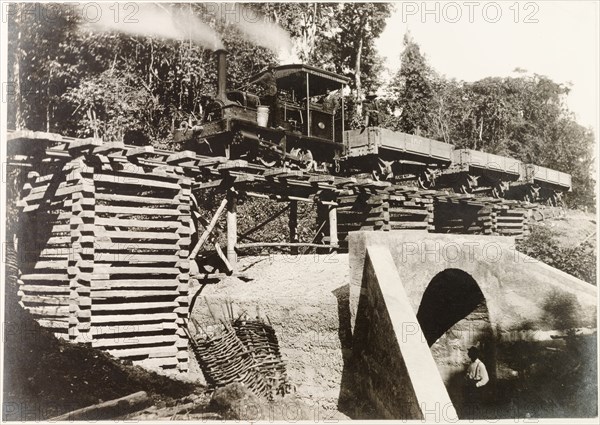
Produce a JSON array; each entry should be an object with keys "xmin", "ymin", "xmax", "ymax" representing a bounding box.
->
[{"xmin": 174, "ymin": 50, "xmax": 571, "ymax": 205}]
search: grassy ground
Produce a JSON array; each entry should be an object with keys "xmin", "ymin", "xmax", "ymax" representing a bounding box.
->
[
  {"xmin": 536, "ymin": 209, "xmax": 596, "ymax": 248},
  {"xmin": 517, "ymin": 208, "xmax": 597, "ymax": 284}
]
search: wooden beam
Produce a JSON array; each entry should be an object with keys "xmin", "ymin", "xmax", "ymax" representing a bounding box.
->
[
  {"xmin": 238, "ymin": 204, "xmax": 289, "ymax": 242},
  {"xmin": 126, "ymin": 146, "xmax": 154, "ymax": 158},
  {"xmin": 189, "ymin": 197, "xmax": 228, "ymax": 259},
  {"xmin": 190, "ymin": 272, "xmax": 251, "ymax": 281},
  {"xmin": 215, "ymin": 242, "xmax": 233, "ymax": 273},
  {"xmin": 242, "ymin": 190, "xmax": 338, "ymax": 206},
  {"xmin": 48, "ymin": 391, "xmax": 151, "ymax": 421},
  {"xmin": 226, "ymin": 190, "xmax": 237, "ymax": 267},
  {"xmin": 236, "ymin": 242, "xmax": 333, "ymax": 249},
  {"xmin": 329, "ymin": 205, "xmax": 339, "ymax": 247},
  {"xmin": 67, "ymin": 138, "xmax": 103, "ymax": 151},
  {"xmin": 166, "ymin": 150, "xmax": 196, "ymax": 164},
  {"xmin": 93, "ymin": 141, "xmax": 124, "ymax": 155},
  {"xmin": 289, "ymin": 200, "xmax": 298, "ymax": 255},
  {"xmin": 218, "ymin": 159, "xmax": 248, "ymax": 171}
]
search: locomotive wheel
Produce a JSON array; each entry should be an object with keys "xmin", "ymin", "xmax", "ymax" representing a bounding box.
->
[
  {"xmin": 302, "ymin": 161, "xmax": 314, "ymax": 172},
  {"xmin": 286, "ymin": 148, "xmax": 317, "ymax": 172}
]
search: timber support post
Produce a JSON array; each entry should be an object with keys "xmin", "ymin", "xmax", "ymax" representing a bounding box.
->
[
  {"xmin": 316, "ymin": 202, "xmax": 328, "ymax": 254},
  {"xmin": 328, "ymin": 204, "xmax": 338, "ymax": 249},
  {"xmin": 289, "ymin": 200, "xmax": 298, "ymax": 255},
  {"xmin": 67, "ymin": 156, "xmax": 94, "ymax": 343},
  {"xmin": 226, "ymin": 189, "xmax": 238, "ymax": 269}
]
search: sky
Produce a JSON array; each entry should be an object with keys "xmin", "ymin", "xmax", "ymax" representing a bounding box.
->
[{"xmin": 375, "ymin": 0, "xmax": 599, "ymax": 134}]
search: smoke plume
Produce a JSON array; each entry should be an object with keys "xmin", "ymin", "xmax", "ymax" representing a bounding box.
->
[
  {"xmin": 81, "ymin": 3, "xmax": 223, "ymax": 50},
  {"xmin": 220, "ymin": 4, "xmax": 293, "ymax": 59}
]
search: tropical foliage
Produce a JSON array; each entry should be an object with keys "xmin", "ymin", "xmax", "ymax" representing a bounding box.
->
[
  {"xmin": 6, "ymin": 3, "xmax": 595, "ymax": 207},
  {"xmin": 516, "ymin": 225, "xmax": 596, "ymax": 285}
]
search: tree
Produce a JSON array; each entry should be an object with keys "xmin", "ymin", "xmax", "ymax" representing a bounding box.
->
[
  {"xmin": 7, "ymin": 3, "xmax": 85, "ymax": 132},
  {"xmin": 258, "ymin": 3, "xmax": 336, "ymax": 64},
  {"xmin": 317, "ymin": 3, "xmax": 392, "ymax": 126},
  {"xmin": 391, "ymin": 33, "xmax": 434, "ymax": 135}
]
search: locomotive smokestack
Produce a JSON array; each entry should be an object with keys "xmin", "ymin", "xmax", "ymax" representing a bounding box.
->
[{"xmin": 215, "ymin": 49, "xmax": 227, "ymax": 101}]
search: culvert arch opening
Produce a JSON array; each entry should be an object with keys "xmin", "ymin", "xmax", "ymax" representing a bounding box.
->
[
  {"xmin": 417, "ymin": 268, "xmax": 487, "ymax": 347},
  {"xmin": 416, "ymin": 268, "xmax": 496, "ymax": 415}
]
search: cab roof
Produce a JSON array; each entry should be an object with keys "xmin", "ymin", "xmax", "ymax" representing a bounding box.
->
[{"xmin": 248, "ymin": 64, "xmax": 350, "ymax": 97}]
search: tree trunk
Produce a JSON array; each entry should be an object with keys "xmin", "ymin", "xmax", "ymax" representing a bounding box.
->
[
  {"xmin": 46, "ymin": 81, "xmax": 51, "ymax": 132},
  {"xmin": 354, "ymin": 36, "xmax": 363, "ymax": 120},
  {"xmin": 307, "ymin": 3, "xmax": 318, "ymax": 61},
  {"xmin": 13, "ymin": 4, "xmax": 24, "ymax": 129}
]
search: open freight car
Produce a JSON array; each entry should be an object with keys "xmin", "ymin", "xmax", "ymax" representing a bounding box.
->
[
  {"xmin": 342, "ymin": 126, "xmax": 454, "ymax": 187},
  {"xmin": 442, "ymin": 149, "xmax": 523, "ymax": 197},
  {"xmin": 512, "ymin": 163, "xmax": 572, "ymax": 205}
]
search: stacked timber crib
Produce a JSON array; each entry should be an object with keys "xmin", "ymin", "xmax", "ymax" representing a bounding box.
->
[
  {"xmin": 335, "ymin": 185, "xmax": 534, "ymax": 249},
  {"xmin": 433, "ymin": 194, "xmax": 533, "ymax": 237},
  {"xmin": 12, "ymin": 133, "xmax": 192, "ymax": 372},
  {"xmin": 334, "ymin": 182, "xmax": 435, "ymax": 250}
]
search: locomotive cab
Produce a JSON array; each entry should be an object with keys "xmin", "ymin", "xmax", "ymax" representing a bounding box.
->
[
  {"xmin": 248, "ymin": 64, "xmax": 349, "ymax": 143},
  {"xmin": 181, "ymin": 49, "xmax": 349, "ymax": 171}
]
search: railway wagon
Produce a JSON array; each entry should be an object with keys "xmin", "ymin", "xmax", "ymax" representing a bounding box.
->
[
  {"xmin": 443, "ymin": 149, "xmax": 523, "ymax": 196},
  {"xmin": 342, "ymin": 126, "xmax": 454, "ymax": 185},
  {"xmin": 524, "ymin": 163, "xmax": 572, "ymax": 191},
  {"xmin": 516, "ymin": 163, "xmax": 572, "ymax": 205},
  {"xmin": 451, "ymin": 149, "xmax": 522, "ymax": 177},
  {"xmin": 343, "ymin": 127, "xmax": 454, "ymax": 163}
]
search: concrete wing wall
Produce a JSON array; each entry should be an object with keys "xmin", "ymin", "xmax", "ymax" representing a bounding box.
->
[{"xmin": 351, "ymin": 245, "xmax": 457, "ymax": 420}]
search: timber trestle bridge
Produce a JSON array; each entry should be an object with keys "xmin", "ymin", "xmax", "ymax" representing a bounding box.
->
[{"xmin": 6, "ymin": 129, "xmax": 560, "ymax": 372}]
